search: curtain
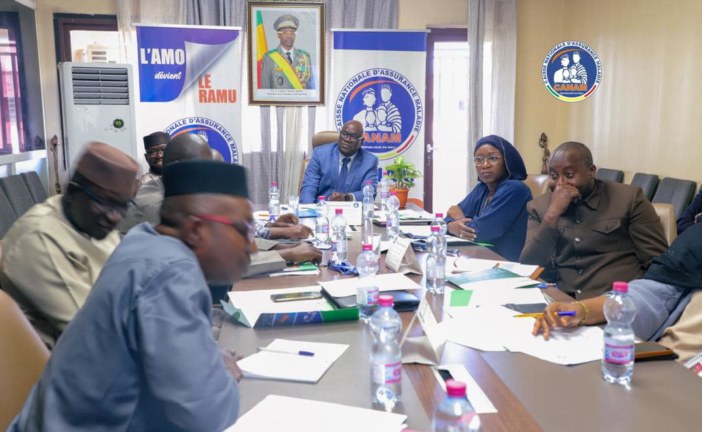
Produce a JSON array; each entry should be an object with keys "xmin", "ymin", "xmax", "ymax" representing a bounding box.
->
[
  {"xmin": 119, "ymin": 0, "xmax": 398, "ymax": 204},
  {"xmin": 467, "ymin": 0, "xmax": 517, "ymax": 188}
]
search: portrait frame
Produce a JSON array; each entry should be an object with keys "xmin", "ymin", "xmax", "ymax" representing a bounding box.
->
[{"xmin": 247, "ymin": 1, "xmax": 325, "ymax": 106}]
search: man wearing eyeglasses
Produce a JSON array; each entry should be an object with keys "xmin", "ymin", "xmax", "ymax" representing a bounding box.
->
[
  {"xmin": 0, "ymin": 142, "xmax": 139, "ymax": 347},
  {"xmin": 520, "ymin": 141, "xmax": 668, "ymax": 299},
  {"xmin": 140, "ymin": 131, "xmax": 169, "ymax": 185},
  {"xmin": 300, "ymin": 120, "xmax": 378, "ymax": 203},
  {"xmin": 10, "ymin": 160, "xmax": 250, "ymax": 431}
]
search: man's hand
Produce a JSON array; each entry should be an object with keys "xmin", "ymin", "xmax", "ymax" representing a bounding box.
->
[
  {"xmin": 446, "ymin": 205, "xmax": 465, "ymax": 220},
  {"xmin": 269, "ymin": 224, "xmax": 314, "ymax": 240},
  {"xmin": 270, "ymin": 213, "xmax": 298, "ymax": 227},
  {"xmin": 543, "ymin": 184, "xmax": 581, "ymax": 228},
  {"xmin": 447, "ymin": 218, "xmax": 477, "ymax": 241},
  {"xmin": 221, "ymin": 349, "xmax": 243, "ymax": 382},
  {"xmin": 278, "ymin": 243, "xmax": 322, "ymax": 264},
  {"xmin": 532, "ymin": 302, "xmax": 584, "ymax": 340},
  {"xmin": 328, "ymin": 192, "xmax": 349, "ymax": 201}
]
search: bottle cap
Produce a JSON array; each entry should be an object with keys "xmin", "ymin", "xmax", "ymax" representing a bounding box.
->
[
  {"xmin": 612, "ymin": 281, "xmax": 628, "ymax": 293},
  {"xmin": 365, "ymin": 180, "xmax": 372, "ymax": 185},
  {"xmin": 318, "ymin": 195, "xmax": 326, "ymax": 201},
  {"xmin": 335, "ymin": 208, "xmax": 343, "ymax": 214},
  {"xmin": 390, "ymin": 190, "xmax": 397, "ymax": 196},
  {"xmin": 430, "ymin": 225, "xmax": 440, "ymax": 232},
  {"xmin": 378, "ymin": 295, "xmax": 394, "ymax": 307},
  {"xmin": 445, "ymin": 379, "xmax": 467, "ymax": 397},
  {"xmin": 435, "ymin": 213, "xmax": 443, "ymax": 218},
  {"xmin": 271, "ymin": 181, "xmax": 278, "ymax": 187},
  {"xmin": 361, "ymin": 243, "xmax": 372, "ymax": 251}
]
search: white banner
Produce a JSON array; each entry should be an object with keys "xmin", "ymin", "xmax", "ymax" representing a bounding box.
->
[
  {"xmin": 331, "ymin": 30, "xmax": 427, "ymax": 205},
  {"xmin": 135, "ymin": 25, "xmax": 242, "ymax": 164}
]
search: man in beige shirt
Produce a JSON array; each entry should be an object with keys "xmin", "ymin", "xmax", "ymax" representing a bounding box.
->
[{"xmin": 0, "ymin": 142, "xmax": 139, "ymax": 347}]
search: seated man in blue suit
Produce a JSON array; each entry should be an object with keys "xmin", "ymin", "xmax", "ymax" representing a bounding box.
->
[{"xmin": 300, "ymin": 120, "xmax": 378, "ymax": 203}]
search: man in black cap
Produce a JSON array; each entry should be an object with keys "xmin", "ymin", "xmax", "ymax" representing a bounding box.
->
[
  {"xmin": 10, "ymin": 160, "xmax": 249, "ymax": 431},
  {"xmin": 140, "ymin": 131, "xmax": 169, "ymax": 185},
  {"xmin": 260, "ymin": 13, "xmax": 314, "ymax": 89}
]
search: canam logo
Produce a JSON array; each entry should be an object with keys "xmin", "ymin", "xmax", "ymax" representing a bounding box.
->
[
  {"xmin": 335, "ymin": 68, "xmax": 423, "ymax": 160},
  {"xmin": 165, "ymin": 117, "xmax": 239, "ymax": 164},
  {"xmin": 542, "ymin": 41, "xmax": 602, "ymax": 102}
]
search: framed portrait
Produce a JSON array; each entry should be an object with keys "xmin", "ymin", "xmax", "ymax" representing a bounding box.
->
[{"xmin": 247, "ymin": 1, "xmax": 325, "ymax": 106}]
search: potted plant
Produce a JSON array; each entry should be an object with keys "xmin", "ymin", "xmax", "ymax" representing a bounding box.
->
[{"xmin": 384, "ymin": 156, "xmax": 422, "ymax": 209}]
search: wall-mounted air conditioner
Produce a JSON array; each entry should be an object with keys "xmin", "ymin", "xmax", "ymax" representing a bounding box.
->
[{"xmin": 58, "ymin": 62, "xmax": 137, "ymax": 174}]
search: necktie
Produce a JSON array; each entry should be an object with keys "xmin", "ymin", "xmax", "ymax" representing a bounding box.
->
[
  {"xmin": 286, "ymin": 52, "xmax": 293, "ymax": 64},
  {"xmin": 337, "ymin": 157, "xmax": 351, "ymax": 191}
]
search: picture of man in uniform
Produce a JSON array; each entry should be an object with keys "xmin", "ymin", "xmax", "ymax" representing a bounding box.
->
[{"xmin": 260, "ymin": 14, "xmax": 315, "ymax": 90}]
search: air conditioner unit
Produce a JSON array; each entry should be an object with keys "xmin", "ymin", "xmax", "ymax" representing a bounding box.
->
[{"xmin": 58, "ymin": 62, "xmax": 138, "ymax": 174}]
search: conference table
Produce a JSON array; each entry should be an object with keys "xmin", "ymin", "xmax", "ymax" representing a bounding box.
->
[{"xmin": 218, "ymin": 228, "xmax": 702, "ymax": 431}]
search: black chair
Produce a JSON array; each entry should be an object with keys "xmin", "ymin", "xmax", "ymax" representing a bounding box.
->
[
  {"xmin": 0, "ymin": 188, "xmax": 19, "ymax": 238},
  {"xmin": 20, "ymin": 172, "xmax": 47, "ymax": 204},
  {"xmin": 630, "ymin": 173, "xmax": 659, "ymax": 201},
  {"xmin": 595, "ymin": 168, "xmax": 624, "ymax": 183},
  {"xmin": 652, "ymin": 177, "xmax": 697, "ymax": 219},
  {"xmin": 0, "ymin": 175, "xmax": 35, "ymax": 218}
]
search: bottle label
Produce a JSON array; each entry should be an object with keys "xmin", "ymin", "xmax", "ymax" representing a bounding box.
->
[
  {"xmin": 604, "ymin": 343, "xmax": 634, "ymax": 365},
  {"xmin": 372, "ymin": 361, "xmax": 402, "ymax": 384},
  {"xmin": 359, "ymin": 286, "xmax": 379, "ymax": 305}
]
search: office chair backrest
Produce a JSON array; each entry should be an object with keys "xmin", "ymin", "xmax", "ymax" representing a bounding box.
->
[
  {"xmin": 0, "ymin": 290, "xmax": 50, "ymax": 430},
  {"xmin": 652, "ymin": 203, "xmax": 677, "ymax": 246},
  {"xmin": 595, "ymin": 167, "xmax": 624, "ymax": 183},
  {"xmin": 630, "ymin": 173, "xmax": 659, "ymax": 201},
  {"xmin": 311, "ymin": 130, "xmax": 338, "ymax": 149},
  {"xmin": 652, "ymin": 177, "xmax": 697, "ymax": 219},
  {"xmin": 0, "ymin": 188, "xmax": 18, "ymax": 238},
  {"xmin": 20, "ymin": 172, "xmax": 48, "ymax": 204},
  {"xmin": 0, "ymin": 175, "xmax": 36, "ymax": 218},
  {"xmin": 523, "ymin": 174, "xmax": 549, "ymax": 198}
]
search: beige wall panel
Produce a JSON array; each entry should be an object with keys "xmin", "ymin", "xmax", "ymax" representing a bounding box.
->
[
  {"xmin": 516, "ymin": 0, "xmax": 702, "ymax": 184},
  {"xmin": 398, "ymin": 0, "xmax": 468, "ymax": 28}
]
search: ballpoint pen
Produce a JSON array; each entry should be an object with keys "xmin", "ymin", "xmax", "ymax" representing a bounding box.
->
[
  {"xmin": 257, "ymin": 347, "xmax": 315, "ymax": 357},
  {"xmin": 513, "ymin": 311, "xmax": 577, "ymax": 318}
]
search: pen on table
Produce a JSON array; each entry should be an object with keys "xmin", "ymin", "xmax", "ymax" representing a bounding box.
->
[
  {"xmin": 513, "ymin": 311, "xmax": 577, "ymax": 318},
  {"xmin": 257, "ymin": 347, "xmax": 315, "ymax": 357}
]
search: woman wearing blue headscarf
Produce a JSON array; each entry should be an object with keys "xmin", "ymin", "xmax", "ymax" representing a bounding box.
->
[{"xmin": 445, "ymin": 135, "xmax": 532, "ymax": 261}]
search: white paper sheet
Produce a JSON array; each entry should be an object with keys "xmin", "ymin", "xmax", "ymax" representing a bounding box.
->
[
  {"xmin": 319, "ymin": 273, "xmax": 422, "ymax": 297},
  {"xmin": 503, "ymin": 323, "xmax": 604, "ymax": 366},
  {"xmin": 451, "ymin": 257, "xmax": 540, "ymax": 278},
  {"xmin": 433, "ymin": 364, "xmax": 498, "ymax": 414},
  {"xmin": 440, "ymin": 306, "xmax": 519, "ymax": 352},
  {"xmin": 238, "ymin": 339, "xmax": 349, "ymax": 383},
  {"xmin": 224, "ymin": 395, "xmax": 407, "ymax": 432}
]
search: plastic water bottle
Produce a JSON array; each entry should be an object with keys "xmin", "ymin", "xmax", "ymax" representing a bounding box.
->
[
  {"xmin": 433, "ymin": 380, "xmax": 481, "ymax": 432},
  {"xmin": 331, "ymin": 208, "xmax": 348, "ymax": 263},
  {"xmin": 315, "ymin": 196, "xmax": 330, "ymax": 247},
  {"xmin": 385, "ymin": 191, "xmax": 400, "ymax": 241},
  {"xmin": 356, "ymin": 243, "xmax": 380, "ymax": 322},
  {"xmin": 370, "ymin": 295, "xmax": 402, "ymax": 411},
  {"xmin": 268, "ymin": 181, "xmax": 280, "ymax": 220},
  {"xmin": 602, "ymin": 281, "xmax": 637, "ymax": 385},
  {"xmin": 432, "ymin": 213, "xmax": 448, "ymax": 236},
  {"xmin": 362, "ymin": 180, "xmax": 375, "ymax": 219},
  {"xmin": 378, "ymin": 171, "xmax": 390, "ymax": 213},
  {"xmin": 426, "ymin": 225, "xmax": 446, "ymax": 294}
]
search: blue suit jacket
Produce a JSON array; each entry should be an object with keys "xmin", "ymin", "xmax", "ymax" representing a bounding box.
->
[{"xmin": 300, "ymin": 143, "xmax": 378, "ymax": 203}]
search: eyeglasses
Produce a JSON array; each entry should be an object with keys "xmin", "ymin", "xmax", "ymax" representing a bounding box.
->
[
  {"xmin": 195, "ymin": 214, "xmax": 256, "ymax": 242},
  {"xmin": 474, "ymin": 155, "xmax": 502, "ymax": 166},
  {"xmin": 340, "ymin": 130, "xmax": 363, "ymax": 142},
  {"xmin": 70, "ymin": 181, "xmax": 134, "ymax": 216},
  {"xmin": 146, "ymin": 147, "xmax": 165, "ymax": 156}
]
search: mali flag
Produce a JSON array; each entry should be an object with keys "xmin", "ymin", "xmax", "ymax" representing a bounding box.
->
[{"xmin": 256, "ymin": 11, "xmax": 268, "ymax": 89}]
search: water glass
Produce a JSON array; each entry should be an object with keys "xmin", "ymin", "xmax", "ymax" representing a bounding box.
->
[{"xmin": 288, "ymin": 195, "xmax": 300, "ymax": 216}]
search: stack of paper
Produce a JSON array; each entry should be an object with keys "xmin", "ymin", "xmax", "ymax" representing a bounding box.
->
[
  {"xmin": 451, "ymin": 257, "xmax": 542, "ymax": 279},
  {"xmin": 238, "ymin": 339, "xmax": 349, "ymax": 383},
  {"xmin": 318, "ymin": 272, "xmax": 422, "ymax": 298},
  {"xmin": 268, "ymin": 262, "xmax": 320, "ymax": 277},
  {"xmin": 225, "ymin": 395, "xmax": 407, "ymax": 432}
]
